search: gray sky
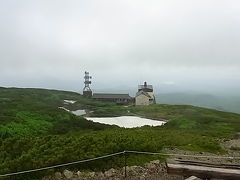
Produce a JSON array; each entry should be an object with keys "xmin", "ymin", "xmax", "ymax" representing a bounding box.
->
[{"xmin": 0, "ymin": 0, "xmax": 240, "ymax": 95}]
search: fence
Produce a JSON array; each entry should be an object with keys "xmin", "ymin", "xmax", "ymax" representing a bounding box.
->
[{"xmin": 0, "ymin": 150, "xmax": 239, "ymax": 178}]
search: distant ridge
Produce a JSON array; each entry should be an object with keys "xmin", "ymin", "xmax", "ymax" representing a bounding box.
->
[{"xmin": 156, "ymin": 93, "xmax": 240, "ymax": 114}]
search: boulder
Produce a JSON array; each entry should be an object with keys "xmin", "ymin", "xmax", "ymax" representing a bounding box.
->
[
  {"xmin": 54, "ymin": 172, "xmax": 62, "ymax": 180},
  {"xmin": 126, "ymin": 166, "xmax": 142, "ymax": 175},
  {"xmin": 104, "ymin": 168, "xmax": 116, "ymax": 177},
  {"xmin": 63, "ymin": 169, "xmax": 73, "ymax": 179},
  {"xmin": 76, "ymin": 171, "xmax": 82, "ymax": 177},
  {"xmin": 88, "ymin": 172, "xmax": 95, "ymax": 177}
]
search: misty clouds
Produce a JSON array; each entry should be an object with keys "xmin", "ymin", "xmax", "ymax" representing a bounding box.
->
[{"xmin": 0, "ymin": 0, "xmax": 240, "ymax": 94}]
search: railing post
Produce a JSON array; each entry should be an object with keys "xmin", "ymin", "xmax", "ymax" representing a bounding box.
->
[{"xmin": 124, "ymin": 150, "xmax": 127, "ymax": 178}]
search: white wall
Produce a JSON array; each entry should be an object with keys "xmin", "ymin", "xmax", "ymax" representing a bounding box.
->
[{"xmin": 135, "ymin": 94, "xmax": 150, "ymax": 106}]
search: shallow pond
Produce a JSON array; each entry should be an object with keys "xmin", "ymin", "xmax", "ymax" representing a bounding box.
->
[{"xmin": 86, "ymin": 116, "xmax": 166, "ymax": 128}]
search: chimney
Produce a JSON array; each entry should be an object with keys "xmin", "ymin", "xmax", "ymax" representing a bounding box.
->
[{"xmin": 144, "ymin": 82, "xmax": 147, "ymax": 87}]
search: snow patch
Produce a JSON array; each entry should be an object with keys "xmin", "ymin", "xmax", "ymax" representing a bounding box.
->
[
  {"xmin": 58, "ymin": 107, "xmax": 70, "ymax": 112},
  {"xmin": 63, "ymin": 100, "xmax": 76, "ymax": 104},
  {"xmin": 86, "ymin": 116, "xmax": 166, "ymax": 128},
  {"xmin": 72, "ymin": 110, "xmax": 86, "ymax": 116}
]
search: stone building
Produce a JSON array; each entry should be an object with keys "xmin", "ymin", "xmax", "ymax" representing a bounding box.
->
[{"xmin": 135, "ymin": 82, "xmax": 156, "ymax": 106}]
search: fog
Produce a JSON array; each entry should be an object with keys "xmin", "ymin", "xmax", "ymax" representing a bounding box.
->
[{"xmin": 0, "ymin": 0, "xmax": 240, "ymax": 96}]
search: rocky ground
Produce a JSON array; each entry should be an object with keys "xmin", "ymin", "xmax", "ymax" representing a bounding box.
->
[
  {"xmin": 42, "ymin": 150, "xmax": 240, "ymax": 180},
  {"xmin": 221, "ymin": 132, "xmax": 240, "ymax": 158},
  {"xmin": 42, "ymin": 147, "xmax": 240, "ymax": 180},
  {"xmin": 42, "ymin": 160, "xmax": 184, "ymax": 180}
]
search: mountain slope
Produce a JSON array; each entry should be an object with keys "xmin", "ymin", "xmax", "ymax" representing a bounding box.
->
[{"xmin": 0, "ymin": 87, "xmax": 240, "ymax": 179}]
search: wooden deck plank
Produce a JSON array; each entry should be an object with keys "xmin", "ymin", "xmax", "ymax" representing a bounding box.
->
[{"xmin": 166, "ymin": 159, "xmax": 240, "ymax": 180}]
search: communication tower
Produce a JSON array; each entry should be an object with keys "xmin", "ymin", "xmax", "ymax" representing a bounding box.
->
[{"xmin": 83, "ymin": 71, "xmax": 92, "ymax": 98}]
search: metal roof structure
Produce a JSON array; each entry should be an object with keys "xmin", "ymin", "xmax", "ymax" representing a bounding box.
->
[
  {"xmin": 92, "ymin": 93, "xmax": 132, "ymax": 99},
  {"xmin": 138, "ymin": 85, "xmax": 153, "ymax": 90}
]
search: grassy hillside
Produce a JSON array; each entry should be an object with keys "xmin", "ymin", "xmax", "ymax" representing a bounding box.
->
[
  {"xmin": 0, "ymin": 87, "xmax": 240, "ymax": 179},
  {"xmin": 0, "ymin": 87, "xmax": 116, "ymax": 138}
]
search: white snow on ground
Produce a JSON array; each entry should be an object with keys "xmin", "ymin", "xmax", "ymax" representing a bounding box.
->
[
  {"xmin": 63, "ymin": 100, "xmax": 76, "ymax": 104},
  {"xmin": 86, "ymin": 116, "xmax": 166, "ymax": 128},
  {"xmin": 72, "ymin": 110, "xmax": 86, "ymax": 116},
  {"xmin": 58, "ymin": 107, "xmax": 165, "ymax": 128},
  {"xmin": 58, "ymin": 107, "xmax": 70, "ymax": 112}
]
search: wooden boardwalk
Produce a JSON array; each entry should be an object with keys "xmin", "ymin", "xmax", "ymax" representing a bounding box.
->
[{"xmin": 166, "ymin": 159, "xmax": 240, "ymax": 180}]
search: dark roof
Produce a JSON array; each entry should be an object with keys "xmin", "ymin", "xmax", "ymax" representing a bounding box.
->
[
  {"xmin": 138, "ymin": 85, "xmax": 153, "ymax": 90},
  {"xmin": 92, "ymin": 93, "xmax": 132, "ymax": 99},
  {"xmin": 136, "ymin": 91, "xmax": 151, "ymax": 98}
]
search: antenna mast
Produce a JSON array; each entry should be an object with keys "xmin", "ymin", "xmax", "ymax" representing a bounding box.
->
[{"xmin": 83, "ymin": 71, "xmax": 92, "ymax": 98}]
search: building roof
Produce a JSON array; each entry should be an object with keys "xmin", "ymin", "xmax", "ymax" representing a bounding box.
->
[
  {"xmin": 136, "ymin": 91, "xmax": 152, "ymax": 98},
  {"xmin": 138, "ymin": 85, "xmax": 153, "ymax": 90},
  {"xmin": 92, "ymin": 93, "xmax": 132, "ymax": 99}
]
